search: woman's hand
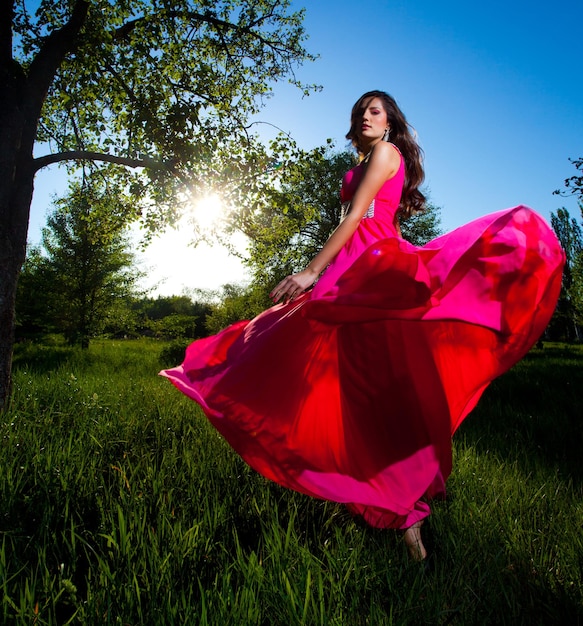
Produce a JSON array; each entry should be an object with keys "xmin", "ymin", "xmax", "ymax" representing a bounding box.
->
[{"xmin": 270, "ymin": 268, "xmax": 319, "ymax": 304}]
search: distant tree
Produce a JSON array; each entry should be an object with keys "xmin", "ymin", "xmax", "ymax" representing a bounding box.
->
[
  {"xmin": 1, "ymin": 0, "xmax": 315, "ymax": 408},
  {"xmin": 100, "ymin": 298, "xmax": 141, "ymax": 339},
  {"xmin": 555, "ymin": 158, "xmax": 583, "ymax": 201},
  {"xmin": 399, "ymin": 202, "xmax": 442, "ymax": 247},
  {"xmin": 204, "ymin": 282, "xmax": 270, "ymax": 334},
  {"xmin": 550, "ymin": 207, "xmax": 583, "ymax": 340},
  {"xmin": 548, "ymin": 158, "xmax": 583, "ymax": 340},
  {"xmin": 551, "ymin": 209, "xmax": 583, "ymax": 280},
  {"xmin": 17, "ymin": 179, "xmax": 143, "ymax": 348},
  {"xmin": 133, "ymin": 295, "xmax": 213, "ymax": 338},
  {"xmin": 571, "ymin": 253, "xmax": 583, "ymax": 331},
  {"xmin": 137, "ymin": 295, "xmax": 205, "ymax": 320},
  {"xmin": 15, "ymin": 246, "xmax": 57, "ymax": 337}
]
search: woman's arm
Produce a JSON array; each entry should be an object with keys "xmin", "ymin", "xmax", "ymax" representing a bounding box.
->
[{"xmin": 270, "ymin": 142, "xmax": 401, "ymax": 303}]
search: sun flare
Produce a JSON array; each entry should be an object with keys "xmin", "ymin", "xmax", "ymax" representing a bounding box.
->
[{"xmin": 192, "ymin": 192, "xmax": 224, "ymax": 229}]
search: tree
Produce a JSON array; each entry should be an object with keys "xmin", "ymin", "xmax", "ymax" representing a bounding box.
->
[
  {"xmin": 398, "ymin": 201, "xmax": 442, "ymax": 247},
  {"xmin": 204, "ymin": 282, "xmax": 272, "ymax": 334},
  {"xmin": 549, "ymin": 158, "xmax": 583, "ymax": 340},
  {"xmin": 14, "ymin": 246, "xmax": 56, "ymax": 337},
  {"xmin": 17, "ymin": 178, "xmax": 143, "ymax": 347},
  {"xmin": 549, "ymin": 207, "xmax": 583, "ymax": 340},
  {"xmin": 132, "ymin": 295, "xmax": 213, "ymax": 339},
  {"xmin": 555, "ymin": 157, "xmax": 583, "ymax": 201},
  {"xmin": 1, "ymin": 0, "xmax": 315, "ymax": 408}
]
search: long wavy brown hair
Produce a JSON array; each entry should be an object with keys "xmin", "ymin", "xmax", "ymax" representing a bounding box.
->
[{"xmin": 346, "ymin": 90, "xmax": 426, "ymax": 216}]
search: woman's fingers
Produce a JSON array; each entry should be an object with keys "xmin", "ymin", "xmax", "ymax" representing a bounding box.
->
[{"xmin": 270, "ymin": 276, "xmax": 300, "ymax": 303}]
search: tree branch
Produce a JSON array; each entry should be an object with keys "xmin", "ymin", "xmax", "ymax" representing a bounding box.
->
[
  {"xmin": 115, "ymin": 10, "xmax": 236, "ymax": 40},
  {"xmin": 32, "ymin": 150, "xmax": 170, "ymax": 173},
  {"xmin": 113, "ymin": 8, "xmax": 290, "ymax": 57},
  {"xmin": 25, "ymin": 0, "xmax": 90, "ymax": 122}
]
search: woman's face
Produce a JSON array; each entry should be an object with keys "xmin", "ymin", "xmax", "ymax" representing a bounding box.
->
[{"xmin": 357, "ymin": 97, "xmax": 389, "ymax": 149}]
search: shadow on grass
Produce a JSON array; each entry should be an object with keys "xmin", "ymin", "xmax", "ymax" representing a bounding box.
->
[
  {"xmin": 12, "ymin": 339, "xmax": 87, "ymax": 373},
  {"xmin": 456, "ymin": 344, "xmax": 583, "ymax": 484},
  {"xmin": 431, "ymin": 504, "xmax": 583, "ymax": 626}
]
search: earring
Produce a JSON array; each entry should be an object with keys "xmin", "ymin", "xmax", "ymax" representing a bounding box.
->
[{"xmin": 383, "ymin": 128, "xmax": 391, "ymax": 142}]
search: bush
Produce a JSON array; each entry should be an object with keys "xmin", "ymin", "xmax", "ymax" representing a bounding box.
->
[{"xmin": 159, "ymin": 338, "xmax": 191, "ymax": 367}]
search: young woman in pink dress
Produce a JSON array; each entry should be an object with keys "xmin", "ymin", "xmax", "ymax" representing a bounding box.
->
[{"xmin": 162, "ymin": 90, "xmax": 565, "ymax": 561}]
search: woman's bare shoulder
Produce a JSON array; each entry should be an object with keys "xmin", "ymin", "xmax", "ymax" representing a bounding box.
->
[{"xmin": 369, "ymin": 141, "xmax": 401, "ymax": 177}]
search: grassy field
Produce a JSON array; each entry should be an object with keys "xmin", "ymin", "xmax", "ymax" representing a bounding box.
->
[{"xmin": 1, "ymin": 338, "xmax": 582, "ymax": 625}]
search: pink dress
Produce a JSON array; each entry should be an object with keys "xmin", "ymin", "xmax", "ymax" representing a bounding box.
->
[{"xmin": 161, "ymin": 150, "xmax": 565, "ymax": 529}]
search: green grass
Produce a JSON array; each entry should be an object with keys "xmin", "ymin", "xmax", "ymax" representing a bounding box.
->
[{"xmin": 1, "ymin": 339, "xmax": 582, "ymax": 625}]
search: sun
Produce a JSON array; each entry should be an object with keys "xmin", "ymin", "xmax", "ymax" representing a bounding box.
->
[{"xmin": 192, "ymin": 192, "xmax": 224, "ymax": 230}]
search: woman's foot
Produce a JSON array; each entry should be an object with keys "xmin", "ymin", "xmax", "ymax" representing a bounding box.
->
[{"xmin": 403, "ymin": 521, "xmax": 427, "ymax": 561}]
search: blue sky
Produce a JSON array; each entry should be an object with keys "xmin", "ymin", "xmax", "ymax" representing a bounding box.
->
[{"xmin": 29, "ymin": 0, "xmax": 582, "ymax": 294}]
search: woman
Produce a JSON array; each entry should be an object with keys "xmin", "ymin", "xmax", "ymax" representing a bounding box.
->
[
  {"xmin": 161, "ymin": 90, "xmax": 564, "ymax": 561},
  {"xmin": 271, "ymin": 91, "xmax": 424, "ymax": 305}
]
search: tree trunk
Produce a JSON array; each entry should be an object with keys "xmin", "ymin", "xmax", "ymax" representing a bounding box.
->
[
  {"xmin": 0, "ymin": 0, "xmax": 90, "ymax": 410},
  {"xmin": 0, "ymin": 110, "xmax": 34, "ymax": 411}
]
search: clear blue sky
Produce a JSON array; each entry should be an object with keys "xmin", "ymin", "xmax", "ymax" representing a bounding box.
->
[{"xmin": 29, "ymin": 0, "xmax": 582, "ymax": 293}]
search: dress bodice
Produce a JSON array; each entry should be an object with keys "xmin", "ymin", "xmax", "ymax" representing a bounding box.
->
[
  {"xmin": 340, "ymin": 148, "xmax": 405, "ymax": 226},
  {"xmin": 311, "ymin": 152, "xmax": 406, "ymax": 298}
]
